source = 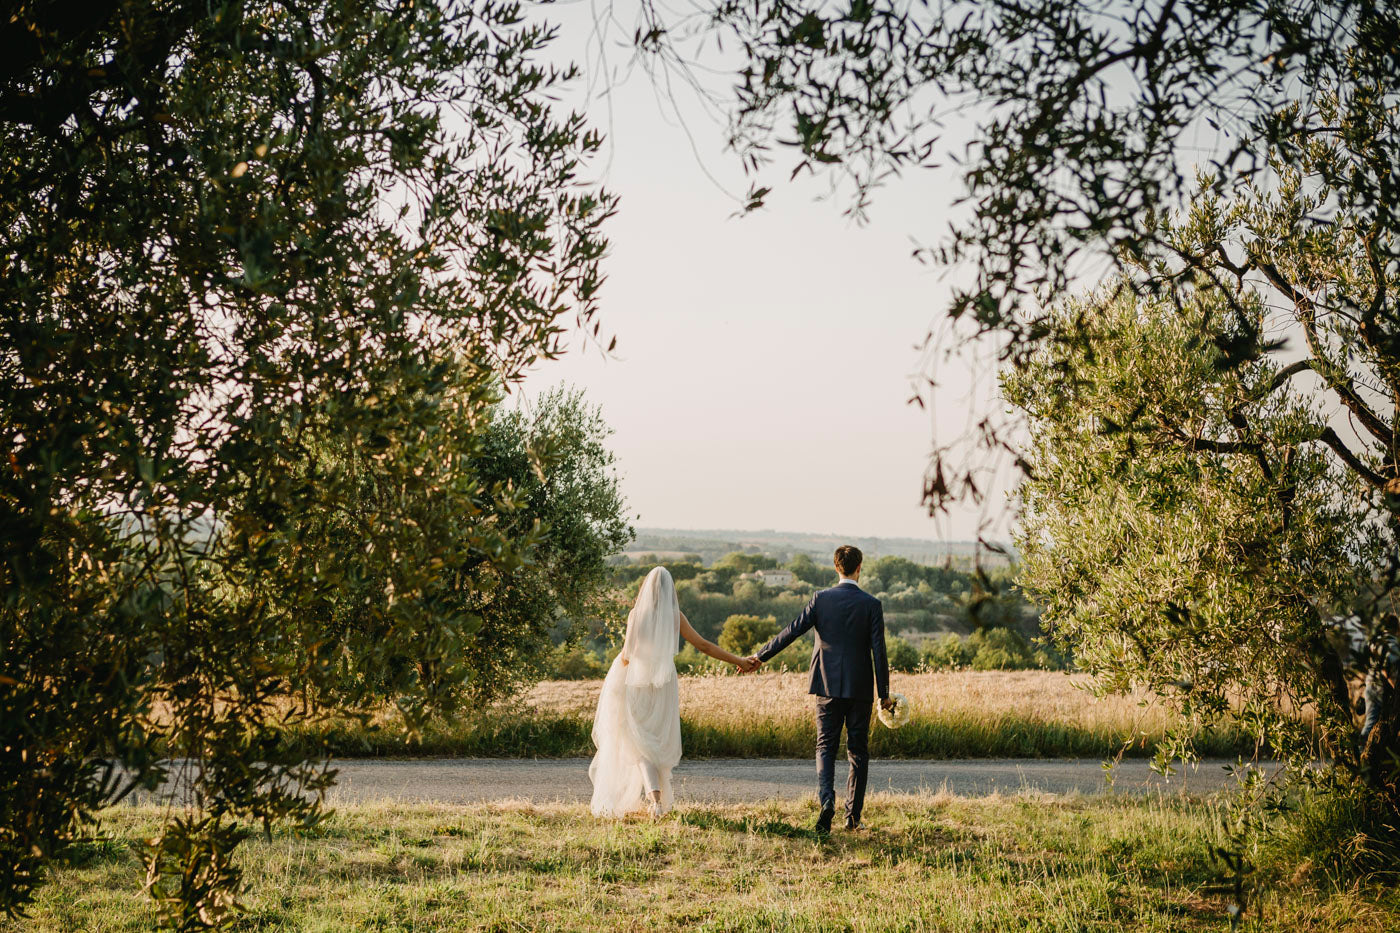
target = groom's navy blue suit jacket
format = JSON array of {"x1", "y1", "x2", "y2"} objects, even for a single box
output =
[{"x1": 756, "y1": 581, "x2": 890, "y2": 701}]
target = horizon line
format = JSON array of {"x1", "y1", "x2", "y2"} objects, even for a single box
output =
[{"x1": 630, "y1": 525, "x2": 1013, "y2": 549}]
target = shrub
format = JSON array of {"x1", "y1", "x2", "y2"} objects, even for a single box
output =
[
  {"x1": 1261, "y1": 781, "x2": 1400, "y2": 886},
  {"x1": 886, "y1": 609, "x2": 937, "y2": 631},
  {"x1": 675, "y1": 644, "x2": 725, "y2": 675},
  {"x1": 1032, "y1": 643, "x2": 1074, "y2": 672},
  {"x1": 886, "y1": 636, "x2": 921, "y2": 673},
  {"x1": 718, "y1": 615, "x2": 780, "y2": 656},
  {"x1": 922, "y1": 633, "x2": 970, "y2": 671},
  {"x1": 548, "y1": 645, "x2": 608, "y2": 680},
  {"x1": 966, "y1": 628, "x2": 1036, "y2": 671}
]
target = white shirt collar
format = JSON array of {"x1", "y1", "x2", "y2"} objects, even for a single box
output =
[{"x1": 837, "y1": 576, "x2": 860, "y2": 588}]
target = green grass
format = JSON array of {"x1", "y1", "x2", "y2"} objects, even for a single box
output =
[{"x1": 11, "y1": 795, "x2": 1395, "y2": 931}]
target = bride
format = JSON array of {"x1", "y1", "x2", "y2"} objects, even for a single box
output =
[{"x1": 589, "y1": 566, "x2": 757, "y2": 818}]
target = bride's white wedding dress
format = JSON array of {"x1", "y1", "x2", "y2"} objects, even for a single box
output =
[{"x1": 589, "y1": 566, "x2": 683, "y2": 817}]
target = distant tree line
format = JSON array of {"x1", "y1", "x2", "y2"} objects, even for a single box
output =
[
  {"x1": 549, "y1": 550, "x2": 1066, "y2": 678},
  {"x1": 621, "y1": 531, "x2": 1006, "y2": 570},
  {"x1": 614, "y1": 551, "x2": 1038, "y2": 639}
]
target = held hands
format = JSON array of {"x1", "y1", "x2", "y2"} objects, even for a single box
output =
[{"x1": 735, "y1": 655, "x2": 762, "y2": 674}]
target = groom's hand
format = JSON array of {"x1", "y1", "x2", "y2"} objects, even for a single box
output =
[
  {"x1": 880, "y1": 698, "x2": 896, "y2": 712},
  {"x1": 742, "y1": 655, "x2": 762, "y2": 673}
]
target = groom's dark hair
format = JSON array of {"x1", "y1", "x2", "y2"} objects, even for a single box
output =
[{"x1": 833, "y1": 546, "x2": 863, "y2": 576}]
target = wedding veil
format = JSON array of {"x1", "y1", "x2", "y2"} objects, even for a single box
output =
[
  {"x1": 622, "y1": 566, "x2": 681, "y2": 686},
  {"x1": 589, "y1": 565, "x2": 683, "y2": 816}
]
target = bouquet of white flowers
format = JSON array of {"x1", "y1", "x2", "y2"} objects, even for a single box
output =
[{"x1": 877, "y1": 692, "x2": 912, "y2": 728}]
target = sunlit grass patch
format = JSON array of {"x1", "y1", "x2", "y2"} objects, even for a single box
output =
[{"x1": 9, "y1": 793, "x2": 1395, "y2": 931}]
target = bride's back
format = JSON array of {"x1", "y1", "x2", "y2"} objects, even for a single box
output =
[{"x1": 623, "y1": 567, "x2": 680, "y2": 686}]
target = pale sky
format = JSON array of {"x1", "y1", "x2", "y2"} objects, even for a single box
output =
[{"x1": 517, "y1": 3, "x2": 1011, "y2": 542}]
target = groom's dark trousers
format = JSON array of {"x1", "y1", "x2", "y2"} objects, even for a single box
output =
[
  {"x1": 755, "y1": 581, "x2": 889, "y2": 826},
  {"x1": 815, "y1": 696, "x2": 872, "y2": 824}
]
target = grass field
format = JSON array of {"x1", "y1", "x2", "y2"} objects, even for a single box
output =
[
  {"x1": 304, "y1": 671, "x2": 1257, "y2": 760},
  {"x1": 13, "y1": 794, "x2": 1394, "y2": 932}
]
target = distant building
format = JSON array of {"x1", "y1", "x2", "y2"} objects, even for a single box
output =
[{"x1": 743, "y1": 569, "x2": 795, "y2": 588}]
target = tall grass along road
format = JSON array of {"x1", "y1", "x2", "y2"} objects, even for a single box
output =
[{"x1": 299, "y1": 671, "x2": 1257, "y2": 760}]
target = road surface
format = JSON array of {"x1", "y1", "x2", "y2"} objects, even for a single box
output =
[{"x1": 130, "y1": 758, "x2": 1268, "y2": 806}]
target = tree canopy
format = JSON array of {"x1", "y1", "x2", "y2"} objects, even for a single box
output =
[
  {"x1": 1009, "y1": 172, "x2": 1400, "y2": 795},
  {"x1": 460, "y1": 387, "x2": 634, "y2": 698},
  {"x1": 1009, "y1": 279, "x2": 1375, "y2": 769},
  {"x1": 1, "y1": 0, "x2": 613, "y2": 925},
  {"x1": 718, "y1": 613, "x2": 780, "y2": 655}
]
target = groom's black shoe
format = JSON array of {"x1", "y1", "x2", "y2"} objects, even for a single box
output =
[
  {"x1": 844, "y1": 818, "x2": 861, "y2": 832},
  {"x1": 814, "y1": 806, "x2": 835, "y2": 836}
]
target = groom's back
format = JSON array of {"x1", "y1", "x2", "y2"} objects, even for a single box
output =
[
  {"x1": 755, "y1": 580, "x2": 890, "y2": 700},
  {"x1": 806, "y1": 585, "x2": 885, "y2": 700}
]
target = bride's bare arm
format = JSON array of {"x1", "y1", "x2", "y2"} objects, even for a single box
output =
[{"x1": 680, "y1": 611, "x2": 757, "y2": 672}]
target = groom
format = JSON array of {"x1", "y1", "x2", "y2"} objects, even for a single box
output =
[{"x1": 747, "y1": 545, "x2": 892, "y2": 835}]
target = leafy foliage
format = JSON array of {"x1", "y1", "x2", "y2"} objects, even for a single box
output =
[
  {"x1": 451, "y1": 388, "x2": 633, "y2": 699},
  {"x1": 916, "y1": 629, "x2": 1065, "y2": 672},
  {"x1": 591, "y1": 553, "x2": 1056, "y2": 677},
  {"x1": 548, "y1": 643, "x2": 612, "y2": 680},
  {"x1": 784, "y1": 552, "x2": 833, "y2": 586},
  {"x1": 307, "y1": 386, "x2": 632, "y2": 706},
  {"x1": 1007, "y1": 250, "x2": 1394, "y2": 785},
  {"x1": 1003, "y1": 104, "x2": 1400, "y2": 802},
  {"x1": 717, "y1": 614, "x2": 780, "y2": 656},
  {"x1": 606, "y1": 550, "x2": 1039, "y2": 644},
  {"x1": 885, "y1": 636, "x2": 920, "y2": 673},
  {"x1": 0, "y1": 0, "x2": 613, "y2": 925},
  {"x1": 712, "y1": 551, "x2": 779, "y2": 574}
]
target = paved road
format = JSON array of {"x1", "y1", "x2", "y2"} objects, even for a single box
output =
[{"x1": 284, "y1": 757, "x2": 1260, "y2": 805}]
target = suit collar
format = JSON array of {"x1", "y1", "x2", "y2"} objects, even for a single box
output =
[{"x1": 837, "y1": 578, "x2": 860, "y2": 588}]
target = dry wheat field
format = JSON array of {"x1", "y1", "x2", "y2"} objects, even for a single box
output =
[
  {"x1": 305, "y1": 671, "x2": 1254, "y2": 760},
  {"x1": 526, "y1": 670, "x2": 1171, "y2": 727}
]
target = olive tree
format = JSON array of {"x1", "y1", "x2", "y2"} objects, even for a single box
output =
[
  {"x1": 0, "y1": 0, "x2": 612, "y2": 925},
  {"x1": 1007, "y1": 158, "x2": 1400, "y2": 802},
  {"x1": 448, "y1": 386, "x2": 634, "y2": 699},
  {"x1": 291, "y1": 384, "x2": 633, "y2": 712}
]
